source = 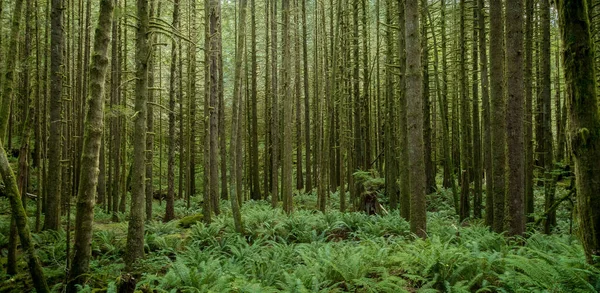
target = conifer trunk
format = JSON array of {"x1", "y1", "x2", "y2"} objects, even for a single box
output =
[
  {"x1": 489, "y1": 0, "x2": 506, "y2": 233},
  {"x1": 125, "y1": 0, "x2": 149, "y2": 268},
  {"x1": 67, "y1": 0, "x2": 114, "y2": 289},
  {"x1": 505, "y1": 0, "x2": 525, "y2": 236},
  {"x1": 557, "y1": 0, "x2": 600, "y2": 266},
  {"x1": 405, "y1": 0, "x2": 426, "y2": 238}
]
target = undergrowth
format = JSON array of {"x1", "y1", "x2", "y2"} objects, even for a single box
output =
[{"x1": 0, "y1": 183, "x2": 598, "y2": 292}]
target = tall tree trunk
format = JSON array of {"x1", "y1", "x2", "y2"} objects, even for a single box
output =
[
  {"x1": 524, "y1": 0, "x2": 535, "y2": 223},
  {"x1": 472, "y1": 0, "x2": 482, "y2": 219},
  {"x1": 489, "y1": 0, "x2": 506, "y2": 233},
  {"x1": 478, "y1": 0, "x2": 492, "y2": 225},
  {"x1": 270, "y1": 0, "x2": 279, "y2": 208},
  {"x1": 302, "y1": 0, "x2": 312, "y2": 192},
  {"x1": 505, "y1": 0, "x2": 525, "y2": 237},
  {"x1": 405, "y1": 0, "x2": 426, "y2": 238},
  {"x1": 282, "y1": 0, "x2": 293, "y2": 214},
  {"x1": 385, "y1": 0, "x2": 398, "y2": 210},
  {"x1": 125, "y1": 0, "x2": 149, "y2": 268},
  {"x1": 165, "y1": 0, "x2": 179, "y2": 222},
  {"x1": 459, "y1": 0, "x2": 471, "y2": 221},
  {"x1": 294, "y1": 0, "x2": 303, "y2": 191},
  {"x1": 249, "y1": 0, "x2": 261, "y2": 200},
  {"x1": 145, "y1": 0, "x2": 159, "y2": 220},
  {"x1": 43, "y1": 0, "x2": 63, "y2": 231},
  {"x1": 207, "y1": 0, "x2": 222, "y2": 221},
  {"x1": 230, "y1": 0, "x2": 246, "y2": 232},
  {"x1": 441, "y1": 0, "x2": 452, "y2": 189},
  {"x1": 187, "y1": 0, "x2": 197, "y2": 207},
  {"x1": 264, "y1": 0, "x2": 271, "y2": 200},
  {"x1": 555, "y1": 34, "x2": 565, "y2": 162},
  {"x1": 421, "y1": 0, "x2": 435, "y2": 195},
  {"x1": 540, "y1": 0, "x2": 556, "y2": 234},
  {"x1": 110, "y1": 5, "x2": 121, "y2": 218},
  {"x1": 216, "y1": 31, "x2": 224, "y2": 212},
  {"x1": 67, "y1": 0, "x2": 114, "y2": 289},
  {"x1": 398, "y1": 0, "x2": 410, "y2": 220},
  {"x1": 557, "y1": 0, "x2": 600, "y2": 266},
  {"x1": 361, "y1": 0, "x2": 372, "y2": 170}
]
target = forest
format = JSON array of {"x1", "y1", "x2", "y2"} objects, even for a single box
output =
[{"x1": 0, "y1": 0, "x2": 600, "y2": 291}]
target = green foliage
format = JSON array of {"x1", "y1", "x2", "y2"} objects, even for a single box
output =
[{"x1": 0, "y1": 185, "x2": 597, "y2": 292}]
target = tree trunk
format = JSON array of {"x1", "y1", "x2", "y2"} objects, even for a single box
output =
[
  {"x1": 249, "y1": 0, "x2": 261, "y2": 200},
  {"x1": 397, "y1": 0, "x2": 410, "y2": 220},
  {"x1": 282, "y1": 0, "x2": 293, "y2": 214},
  {"x1": 230, "y1": 0, "x2": 247, "y2": 232},
  {"x1": 489, "y1": 0, "x2": 506, "y2": 233},
  {"x1": 505, "y1": 0, "x2": 525, "y2": 237},
  {"x1": 67, "y1": 0, "x2": 114, "y2": 289},
  {"x1": 385, "y1": 0, "x2": 398, "y2": 210},
  {"x1": 165, "y1": 0, "x2": 179, "y2": 222},
  {"x1": 187, "y1": 0, "x2": 197, "y2": 208},
  {"x1": 479, "y1": 0, "x2": 493, "y2": 225},
  {"x1": 44, "y1": 0, "x2": 63, "y2": 231},
  {"x1": 125, "y1": 0, "x2": 149, "y2": 269},
  {"x1": 405, "y1": 0, "x2": 426, "y2": 238},
  {"x1": 472, "y1": 0, "x2": 482, "y2": 219},
  {"x1": 540, "y1": 0, "x2": 556, "y2": 234},
  {"x1": 294, "y1": 0, "x2": 303, "y2": 191},
  {"x1": 302, "y1": 0, "x2": 312, "y2": 193},
  {"x1": 459, "y1": 0, "x2": 471, "y2": 222},
  {"x1": 421, "y1": 0, "x2": 435, "y2": 195},
  {"x1": 557, "y1": 0, "x2": 600, "y2": 266},
  {"x1": 524, "y1": 0, "x2": 534, "y2": 223},
  {"x1": 207, "y1": 0, "x2": 222, "y2": 221},
  {"x1": 270, "y1": 0, "x2": 279, "y2": 208}
]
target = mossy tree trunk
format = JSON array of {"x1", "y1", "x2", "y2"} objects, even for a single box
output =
[
  {"x1": 165, "y1": 0, "x2": 179, "y2": 223},
  {"x1": 44, "y1": 0, "x2": 63, "y2": 231},
  {"x1": 125, "y1": 0, "x2": 149, "y2": 269},
  {"x1": 67, "y1": 0, "x2": 114, "y2": 290},
  {"x1": 557, "y1": 0, "x2": 600, "y2": 266}
]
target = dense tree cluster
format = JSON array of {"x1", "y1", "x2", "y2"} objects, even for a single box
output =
[{"x1": 0, "y1": 0, "x2": 599, "y2": 289}]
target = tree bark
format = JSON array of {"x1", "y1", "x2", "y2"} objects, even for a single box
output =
[
  {"x1": 249, "y1": 0, "x2": 261, "y2": 200},
  {"x1": 44, "y1": 0, "x2": 63, "y2": 231},
  {"x1": 459, "y1": 0, "x2": 471, "y2": 222},
  {"x1": 125, "y1": 0, "x2": 149, "y2": 269},
  {"x1": 557, "y1": 0, "x2": 600, "y2": 266},
  {"x1": 505, "y1": 0, "x2": 525, "y2": 237},
  {"x1": 302, "y1": 0, "x2": 312, "y2": 193},
  {"x1": 397, "y1": 0, "x2": 410, "y2": 220},
  {"x1": 230, "y1": 0, "x2": 247, "y2": 232},
  {"x1": 472, "y1": 0, "x2": 482, "y2": 219},
  {"x1": 270, "y1": 0, "x2": 279, "y2": 208},
  {"x1": 282, "y1": 0, "x2": 293, "y2": 214},
  {"x1": 540, "y1": 0, "x2": 556, "y2": 234},
  {"x1": 405, "y1": 0, "x2": 426, "y2": 238},
  {"x1": 524, "y1": 0, "x2": 535, "y2": 223},
  {"x1": 67, "y1": 0, "x2": 114, "y2": 289},
  {"x1": 165, "y1": 0, "x2": 180, "y2": 222},
  {"x1": 489, "y1": 0, "x2": 506, "y2": 233}
]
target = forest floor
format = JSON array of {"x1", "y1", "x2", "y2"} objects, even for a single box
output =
[{"x1": 1, "y1": 179, "x2": 599, "y2": 292}]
